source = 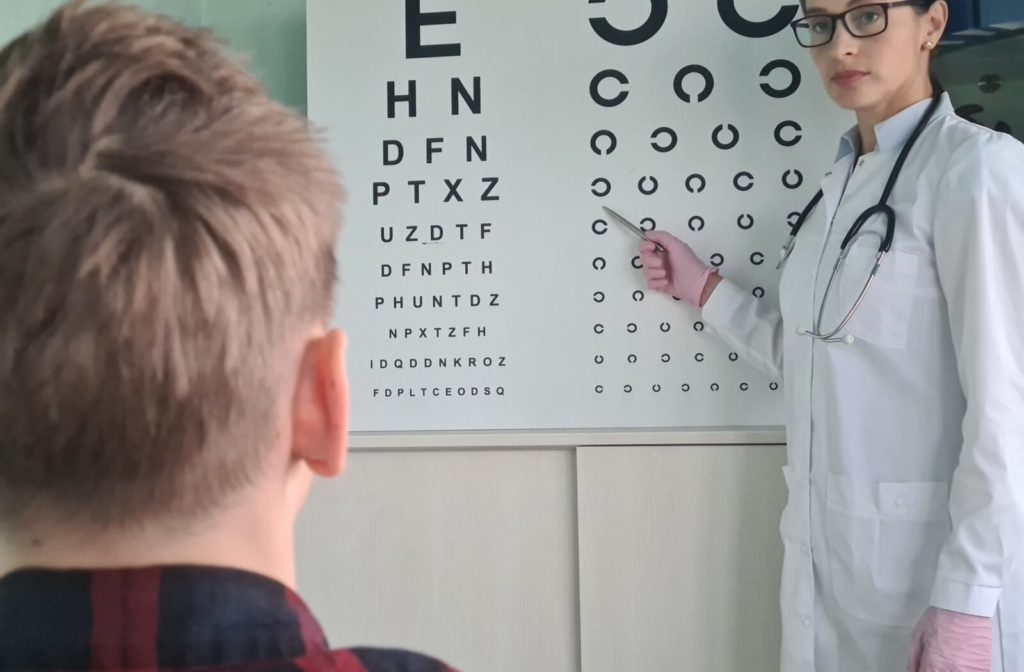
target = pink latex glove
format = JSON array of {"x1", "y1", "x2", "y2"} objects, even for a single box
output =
[
  {"x1": 907, "y1": 607, "x2": 992, "y2": 672},
  {"x1": 638, "y1": 230, "x2": 717, "y2": 308}
]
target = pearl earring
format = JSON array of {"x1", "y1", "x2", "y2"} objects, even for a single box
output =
[{"x1": 924, "y1": 40, "x2": 935, "y2": 50}]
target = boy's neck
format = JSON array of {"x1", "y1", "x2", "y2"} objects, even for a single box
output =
[{"x1": 0, "y1": 496, "x2": 298, "y2": 589}]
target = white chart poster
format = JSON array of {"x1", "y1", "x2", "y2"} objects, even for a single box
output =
[{"x1": 308, "y1": 0, "x2": 851, "y2": 433}]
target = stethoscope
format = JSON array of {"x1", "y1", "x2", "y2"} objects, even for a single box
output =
[{"x1": 777, "y1": 86, "x2": 944, "y2": 344}]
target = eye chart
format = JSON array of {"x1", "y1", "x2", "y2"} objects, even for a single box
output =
[{"x1": 308, "y1": 0, "x2": 851, "y2": 433}]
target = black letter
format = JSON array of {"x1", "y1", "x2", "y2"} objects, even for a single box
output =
[
  {"x1": 427, "y1": 138, "x2": 444, "y2": 164},
  {"x1": 591, "y1": 130, "x2": 618, "y2": 155},
  {"x1": 589, "y1": 0, "x2": 668, "y2": 46},
  {"x1": 387, "y1": 80, "x2": 417, "y2": 118},
  {"x1": 760, "y1": 60, "x2": 802, "y2": 98},
  {"x1": 782, "y1": 169, "x2": 804, "y2": 190},
  {"x1": 775, "y1": 120, "x2": 803, "y2": 147},
  {"x1": 467, "y1": 136, "x2": 487, "y2": 162},
  {"x1": 674, "y1": 65, "x2": 714, "y2": 103},
  {"x1": 481, "y1": 177, "x2": 500, "y2": 201},
  {"x1": 591, "y1": 69, "x2": 629, "y2": 107},
  {"x1": 717, "y1": 0, "x2": 799, "y2": 38},
  {"x1": 638, "y1": 176, "x2": 659, "y2": 195},
  {"x1": 712, "y1": 123, "x2": 739, "y2": 150},
  {"x1": 651, "y1": 127, "x2": 677, "y2": 152},
  {"x1": 685, "y1": 174, "x2": 707, "y2": 194},
  {"x1": 384, "y1": 140, "x2": 404, "y2": 166},
  {"x1": 406, "y1": 0, "x2": 461, "y2": 59},
  {"x1": 733, "y1": 171, "x2": 754, "y2": 191},
  {"x1": 452, "y1": 77, "x2": 481, "y2": 114},
  {"x1": 444, "y1": 179, "x2": 464, "y2": 203},
  {"x1": 409, "y1": 180, "x2": 425, "y2": 203}
]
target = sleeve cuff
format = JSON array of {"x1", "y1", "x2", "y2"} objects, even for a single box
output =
[
  {"x1": 700, "y1": 277, "x2": 748, "y2": 327},
  {"x1": 930, "y1": 577, "x2": 1001, "y2": 617}
]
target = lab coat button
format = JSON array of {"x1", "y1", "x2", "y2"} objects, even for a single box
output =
[{"x1": 802, "y1": 618, "x2": 811, "y2": 628}]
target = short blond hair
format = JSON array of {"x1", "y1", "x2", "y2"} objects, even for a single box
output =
[{"x1": 0, "y1": 1, "x2": 343, "y2": 532}]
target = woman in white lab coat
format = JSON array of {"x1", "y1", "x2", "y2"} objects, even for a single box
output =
[{"x1": 639, "y1": 2, "x2": 1024, "y2": 671}]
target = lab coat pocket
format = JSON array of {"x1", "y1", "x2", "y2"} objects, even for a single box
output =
[
  {"x1": 825, "y1": 474, "x2": 951, "y2": 627},
  {"x1": 837, "y1": 245, "x2": 920, "y2": 349}
]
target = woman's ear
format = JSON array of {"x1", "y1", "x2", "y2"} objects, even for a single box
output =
[{"x1": 924, "y1": 1, "x2": 948, "y2": 47}]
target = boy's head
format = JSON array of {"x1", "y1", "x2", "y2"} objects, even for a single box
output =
[{"x1": 0, "y1": 1, "x2": 348, "y2": 545}]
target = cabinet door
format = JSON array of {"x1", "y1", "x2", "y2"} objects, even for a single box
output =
[
  {"x1": 577, "y1": 444, "x2": 787, "y2": 672},
  {"x1": 296, "y1": 448, "x2": 581, "y2": 672}
]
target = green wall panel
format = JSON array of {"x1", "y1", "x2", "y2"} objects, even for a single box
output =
[{"x1": 0, "y1": 0, "x2": 305, "y2": 112}]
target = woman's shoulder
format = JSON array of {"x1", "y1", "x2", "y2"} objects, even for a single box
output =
[{"x1": 935, "y1": 112, "x2": 1024, "y2": 171}]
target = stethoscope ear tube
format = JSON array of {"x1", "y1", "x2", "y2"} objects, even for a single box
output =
[
  {"x1": 778, "y1": 189, "x2": 824, "y2": 268},
  {"x1": 841, "y1": 203, "x2": 896, "y2": 254}
]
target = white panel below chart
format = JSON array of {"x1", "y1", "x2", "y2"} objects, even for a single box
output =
[
  {"x1": 308, "y1": 0, "x2": 852, "y2": 431},
  {"x1": 294, "y1": 449, "x2": 580, "y2": 672},
  {"x1": 577, "y1": 444, "x2": 787, "y2": 672}
]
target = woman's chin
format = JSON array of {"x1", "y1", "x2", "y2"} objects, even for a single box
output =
[{"x1": 827, "y1": 83, "x2": 877, "y2": 112}]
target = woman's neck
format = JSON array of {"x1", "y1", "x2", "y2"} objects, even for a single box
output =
[{"x1": 855, "y1": 74, "x2": 934, "y2": 154}]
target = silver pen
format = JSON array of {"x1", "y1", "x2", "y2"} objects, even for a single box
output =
[{"x1": 602, "y1": 206, "x2": 666, "y2": 253}]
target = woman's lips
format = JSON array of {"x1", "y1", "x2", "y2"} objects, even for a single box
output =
[{"x1": 832, "y1": 70, "x2": 868, "y2": 87}]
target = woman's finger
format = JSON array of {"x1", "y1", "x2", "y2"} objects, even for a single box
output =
[{"x1": 640, "y1": 254, "x2": 664, "y2": 270}]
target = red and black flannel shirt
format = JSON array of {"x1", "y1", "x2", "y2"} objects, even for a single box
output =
[{"x1": 0, "y1": 566, "x2": 460, "y2": 672}]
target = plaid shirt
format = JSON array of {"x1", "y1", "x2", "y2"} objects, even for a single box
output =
[{"x1": 0, "y1": 566, "x2": 460, "y2": 672}]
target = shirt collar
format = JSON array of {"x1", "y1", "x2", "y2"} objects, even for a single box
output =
[
  {"x1": 836, "y1": 91, "x2": 955, "y2": 161},
  {"x1": 0, "y1": 565, "x2": 329, "y2": 671}
]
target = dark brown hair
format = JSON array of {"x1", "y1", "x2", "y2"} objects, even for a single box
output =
[{"x1": 800, "y1": 0, "x2": 940, "y2": 10}]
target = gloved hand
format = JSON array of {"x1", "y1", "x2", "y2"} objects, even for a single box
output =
[
  {"x1": 638, "y1": 231, "x2": 717, "y2": 308},
  {"x1": 907, "y1": 607, "x2": 992, "y2": 672}
]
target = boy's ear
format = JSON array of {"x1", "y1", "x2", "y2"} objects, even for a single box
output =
[{"x1": 290, "y1": 330, "x2": 348, "y2": 477}]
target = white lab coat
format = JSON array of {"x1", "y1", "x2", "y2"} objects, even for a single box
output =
[{"x1": 701, "y1": 93, "x2": 1024, "y2": 672}]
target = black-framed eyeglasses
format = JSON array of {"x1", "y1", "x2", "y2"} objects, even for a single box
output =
[{"x1": 790, "y1": 1, "x2": 927, "y2": 48}]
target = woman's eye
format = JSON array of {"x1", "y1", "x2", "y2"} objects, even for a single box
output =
[
  {"x1": 808, "y1": 19, "x2": 831, "y2": 34},
  {"x1": 855, "y1": 9, "x2": 882, "y2": 25}
]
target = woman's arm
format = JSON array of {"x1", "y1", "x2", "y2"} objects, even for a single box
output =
[
  {"x1": 640, "y1": 233, "x2": 783, "y2": 381},
  {"x1": 929, "y1": 131, "x2": 1024, "y2": 618}
]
